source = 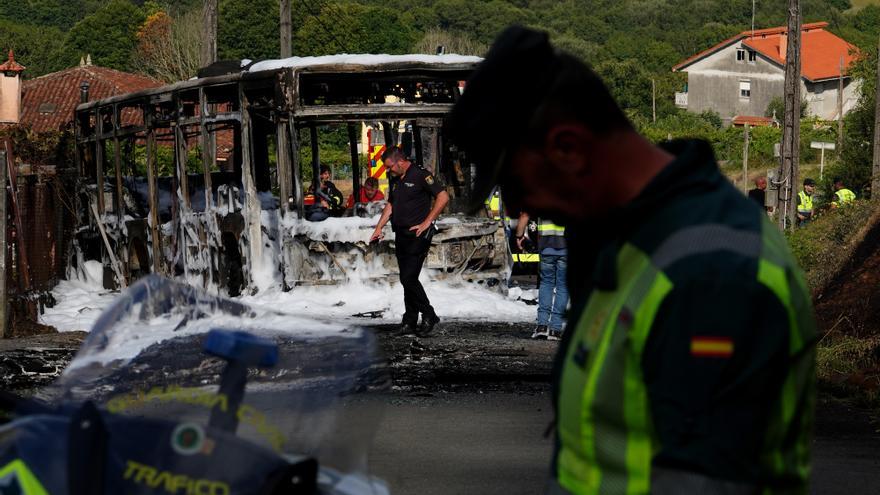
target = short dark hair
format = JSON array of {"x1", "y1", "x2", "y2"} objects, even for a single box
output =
[
  {"x1": 525, "y1": 52, "x2": 632, "y2": 141},
  {"x1": 833, "y1": 177, "x2": 843, "y2": 185},
  {"x1": 364, "y1": 177, "x2": 379, "y2": 188},
  {"x1": 451, "y1": 26, "x2": 631, "y2": 208},
  {"x1": 803, "y1": 178, "x2": 816, "y2": 186},
  {"x1": 381, "y1": 146, "x2": 407, "y2": 163},
  {"x1": 320, "y1": 165, "x2": 332, "y2": 175}
]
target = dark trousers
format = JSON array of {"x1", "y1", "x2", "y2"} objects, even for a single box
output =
[{"x1": 395, "y1": 232, "x2": 435, "y2": 323}]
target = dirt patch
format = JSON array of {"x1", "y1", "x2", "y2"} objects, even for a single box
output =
[
  {"x1": 813, "y1": 208, "x2": 880, "y2": 337},
  {"x1": 0, "y1": 322, "x2": 555, "y2": 395},
  {"x1": 376, "y1": 321, "x2": 554, "y2": 393},
  {"x1": 0, "y1": 331, "x2": 86, "y2": 393}
]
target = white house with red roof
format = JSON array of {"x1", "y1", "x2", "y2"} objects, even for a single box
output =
[{"x1": 672, "y1": 22, "x2": 859, "y2": 125}]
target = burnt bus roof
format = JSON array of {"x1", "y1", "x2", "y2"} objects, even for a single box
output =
[{"x1": 75, "y1": 54, "x2": 482, "y2": 113}]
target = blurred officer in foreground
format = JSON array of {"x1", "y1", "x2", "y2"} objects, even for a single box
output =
[{"x1": 451, "y1": 26, "x2": 817, "y2": 495}]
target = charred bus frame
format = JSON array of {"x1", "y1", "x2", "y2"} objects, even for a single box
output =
[{"x1": 73, "y1": 56, "x2": 510, "y2": 295}]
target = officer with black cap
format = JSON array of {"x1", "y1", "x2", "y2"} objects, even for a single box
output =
[
  {"x1": 797, "y1": 178, "x2": 816, "y2": 225},
  {"x1": 451, "y1": 26, "x2": 816, "y2": 494},
  {"x1": 370, "y1": 147, "x2": 448, "y2": 335}
]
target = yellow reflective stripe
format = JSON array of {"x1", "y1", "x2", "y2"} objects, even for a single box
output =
[
  {"x1": 512, "y1": 253, "x2": 540, "y2": 262},
  {"x1": 538, "y1": 224, "x2": 565, "y2": 232},
  {"x1": 0, "y1": 459, "x2": 48, "y2": 495},
  {"x1": 558, "y1": 292, "x2": 615, "y2": 492},
  {"x1": 757, "y1": 258, "x2": 804, "y2": 482},
  {"x1": 557, "y1": 447, "x2": 597, "y2": 493},
  {"x1": 760, "y1": 218, "x2": 815, "y2": 489},
  {"x1": 625, "y1": 272, "x2": 672, "y2": 495},
  {"x1": 558, "y1": 244, "x2": 649, "y2": 494},
  {"x1": 576, "y1": 308, "x2": 616, "y2": 493}
]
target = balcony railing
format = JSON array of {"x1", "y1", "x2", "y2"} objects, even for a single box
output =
[{"x1": 675, "y1": 92, "x2": 688, "y2": 108}]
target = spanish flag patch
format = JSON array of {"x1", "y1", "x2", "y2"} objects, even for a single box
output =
[{"x1": 690, "y1": 336, "x2": 734, "y2": 358}]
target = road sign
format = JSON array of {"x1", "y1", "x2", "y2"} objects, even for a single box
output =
[
  {"x1": 810, "y1": 141, "x2": 836, "y2": 150},
  {"x1": 810, "y1": 142, "x2": 836, "y2": 179}
]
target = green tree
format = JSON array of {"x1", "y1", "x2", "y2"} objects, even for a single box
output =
[
  {"x1": 66, "y1": 0, "x2": 146, "y2": 70},
  {"x1": 764, "y1": 96, "x2": 808, "y2": 120},
  {"x1": 594, "y1": 58, "x2": 654, "y2": 120},
  {"x1": 428, "y1": 0, "x2": 533, "y2": 44},
  {"x1": 0, "y1": 0, "x2": 105, "y2": 30},
  {"x1": 0, "y1": 20, "x2": 70, "y2": 77},
  {"x1": 551, "y1": 34, "x2": 602, "y2": 64},
  {"x1": 295, "y1": 3, "x2": 417, "y2": 56},
  {"x1": 218, "y1": 0, "x2": 278, "y2": 60}
]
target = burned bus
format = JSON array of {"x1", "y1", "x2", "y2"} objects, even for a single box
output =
[{"x1": 73, "y1": 55, "x2": 510, "y2": 295}]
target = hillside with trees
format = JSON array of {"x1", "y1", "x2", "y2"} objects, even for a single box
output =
[{"x1": 3, "y1": 0, "x2": 880, "y2": 194}]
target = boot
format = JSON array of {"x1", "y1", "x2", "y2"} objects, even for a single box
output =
[
  {"x1": 417, "y1": 313, "x2": 440, "y2": 336},
  {"x1": 531, "y1": 325, "x2": 550, "y2": 340},
  {"x1": 398, "y1": 314, "x2": 419, "y2": 336}
]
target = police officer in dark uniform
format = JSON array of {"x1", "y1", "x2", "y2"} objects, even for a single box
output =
[
  {"x1": 370, "y1": 147, "x2": 449, "y2": 335},
  {"x1": 451, "y1": 27, "x2": 816, "y2": 494}
]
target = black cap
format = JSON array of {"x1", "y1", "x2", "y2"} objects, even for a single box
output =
[
  {"x1": 450, "y1": 26, "x2": 558, "y2": 212},
  {"x1": 803, "y1": 178, "x2": 816, "y2": 186}
]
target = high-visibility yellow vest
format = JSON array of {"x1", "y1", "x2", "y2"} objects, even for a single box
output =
[
  {"x1": 368, "y1": 145, "x2": 389, "y2": 195},
  {"x1": 0, "y1": 459, "x2": 48, "y2": 494},
  {"x1": 833, "y1": 188, "x2": 855, "y2": 207},
  {"x1": 485, "y1": 193, "x2": 502, "y2": 220},
  {"x1": 537, "y1": 220, "x2": 565, "y2": 252},
  {"x1": 797, "y1": 191, "x2": 813, "y2": 214},
  {"x1": 554, "y1": 220, "x2": 814, "y2": 494}
]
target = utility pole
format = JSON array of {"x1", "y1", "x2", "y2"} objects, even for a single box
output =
[
  {"x1": 743, "y1": 124, "x2": 750, "y2": 193},
  {"x1": 838, "y1": 56, "x2": 845, "y2": 154},
  {"x1": 652, "y1": 78, "x2": 657, "y2": 123},
  {"x1": 778, "y1": 0, "x2": 801, "y2": 230},
  {"x1": 872, "y1": 34, "x2": 880, "y2": 199},
  {"x1": 280, "y1": 0, "x2": 291, "y2": 58},
  {"x1": 0, "y1": 149, "x2": 6, "y2": 338},
  {"x1": 201, "y1": 0, "x2": 218, "y2": 68}
]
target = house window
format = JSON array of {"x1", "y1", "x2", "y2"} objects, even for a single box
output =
[
  {"x1": 740, "y1": 81, "x2": 751, "y2": 99},
  {"x1": 736, "y1": 49, "x2": 746, "y2": 62},
  {"x1": 748, "y1": 50, "x2": 757, "y2": 62}
]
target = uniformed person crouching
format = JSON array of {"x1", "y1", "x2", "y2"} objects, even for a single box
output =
[{"x1": 370, "y1": 147, "x2": 449, "y2": 335}]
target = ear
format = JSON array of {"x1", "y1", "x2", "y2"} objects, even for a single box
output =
[{"x1": 544, "y1": 123, "x2": 593, "y2": 172}]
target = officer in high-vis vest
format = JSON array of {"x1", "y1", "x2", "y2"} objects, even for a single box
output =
[
  {"x1": 797, "y1": 178, "x2": 815, "y2": 226},
  {"x1": 831, "y1": 178, "x2": 856, "y2": 208},
  {"x1": 452, "y1": 26, "x2": 816, "y2": 495},
  {"x1": 486, "y1": 189, "x2": 503, "y2": 220},
  {"x1": 516, "y1": 212, "x2": 569, "y2": 340}
]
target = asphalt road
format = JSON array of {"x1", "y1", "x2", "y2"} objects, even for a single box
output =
[
  {"x1": 1, "y1": 324, "x2": 878, "y2": 494},
  {"x1": 371, "y1": 390, "x2": 553, "y2": 495},
  {"x1": 810, "y1": 398, "x2": 880, "y2": 494},
  {"x1": 369, "y1": 389, "x2": 880, "y2": 495}
]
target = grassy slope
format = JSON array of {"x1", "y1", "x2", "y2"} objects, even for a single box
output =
[
  {"x1": 787, "y1": 201, "x2": 880, "y2": 408},
  {"x1": 850, "y1": 0, "x2": 880, "y2": 9}
]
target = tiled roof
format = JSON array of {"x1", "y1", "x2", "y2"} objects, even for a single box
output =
[
  {"x1": 21, "y1": 65, "x2": 162, "y2": 133},
  {"x1": 732, "y1": 115, "x2": 776, "y2": 127},
  {"x1": 673, "y1": 22, "x2": 859, "y2": 82}
]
